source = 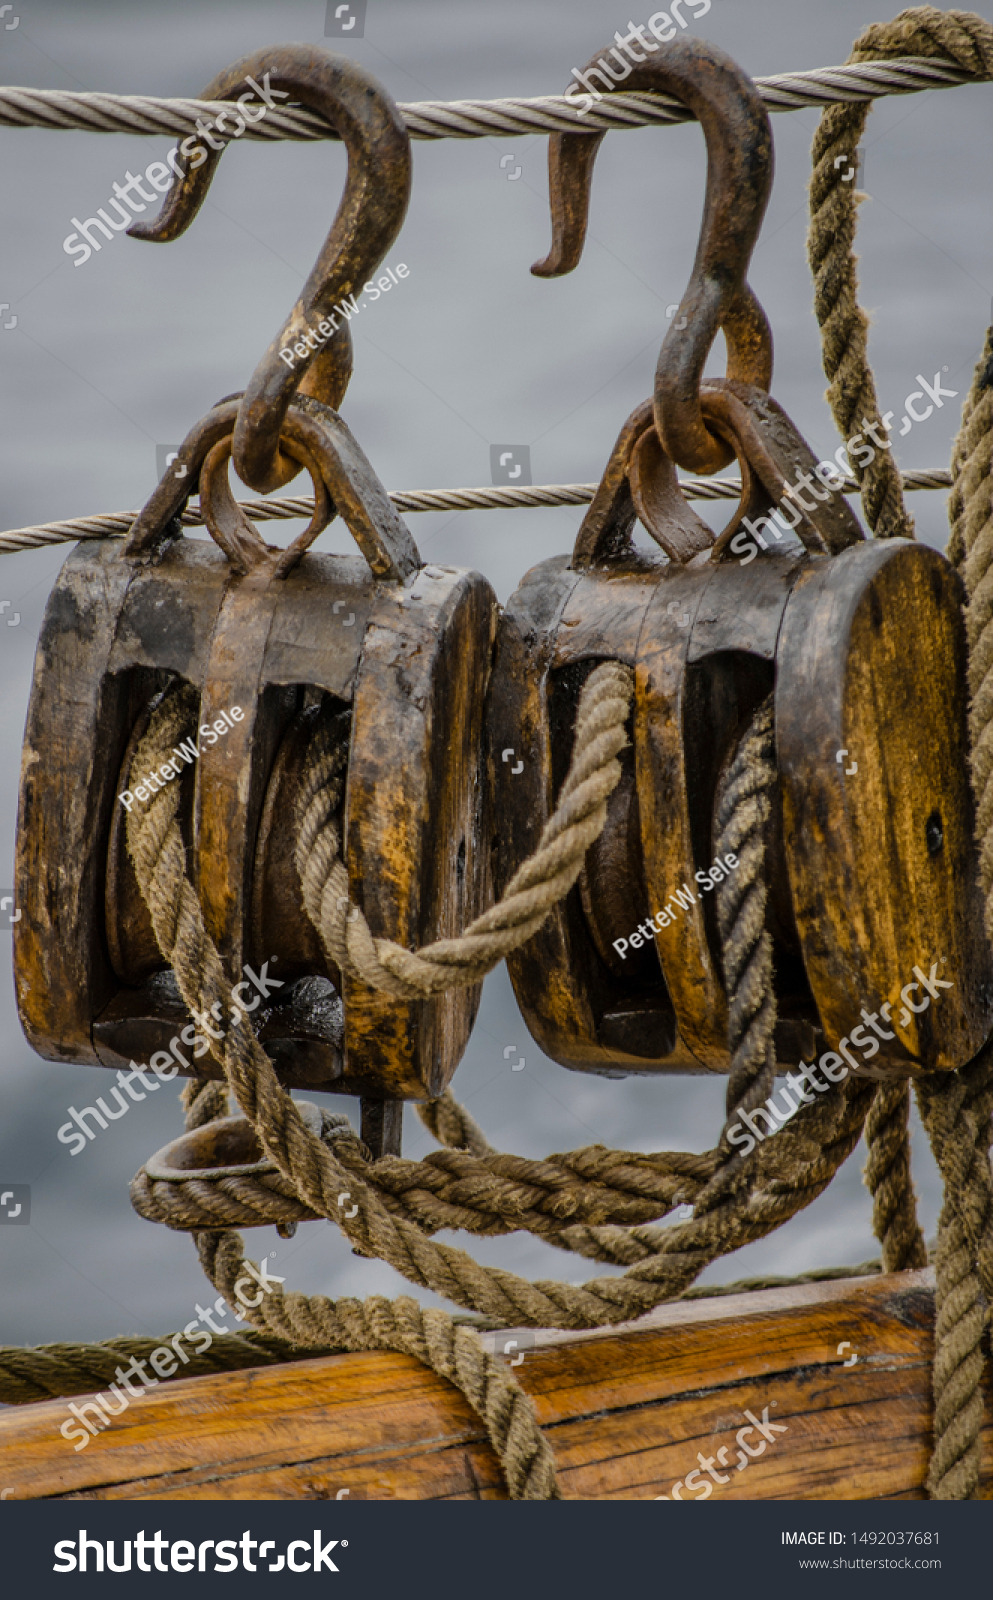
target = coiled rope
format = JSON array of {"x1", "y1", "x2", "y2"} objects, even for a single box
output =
[{"x1": 111, "y1": 666, "x2": 891, "y2": 1501}]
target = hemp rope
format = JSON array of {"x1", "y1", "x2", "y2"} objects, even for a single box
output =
[
  {"x1": 914, "y1": 1048, "x2": 993, "y2": 1498},
  {"x1": 714, "y1": 698, "x2": 778, "y2": 1147},
  {"x1": 924, "y1": 1203, "x2": 985, "y2": 1498},
  {"x1": 0, "y1": 59, "x2": 978, "y2": 144},
  {"x1": 122, "y1": 666, "x2": 640, "y2": 1497},
  {"x1": 949, "y1": 327, "x2": 993, "y2": 946},
  {"x1": 294, "y1": 662, "x2": 633, "y2": 999},
  {"x1": 864, "y1": 1080, "x2": 928, "y2": 1274},
  {"x1": 0, "y1": 469, "x2": 954, "y2": 559},
  {"x1": 710, "y1": 696, "x2": 925, "y2": 1282},
  {"x1": 131, "y1": 683, "x2": 873, "y2": 1260},
  {"x1": 116, "y1": 669, "x2": 884, "y2": 1502},
  {"x1": 808, "y1": 8, "x2": 993, "y2": 540},
  {"x1": 806, "y1": 8, "x2": 993, "y2": 1496}
]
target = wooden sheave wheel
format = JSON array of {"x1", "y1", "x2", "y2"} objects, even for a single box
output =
[
  {"x1": 488, "y1": 388, "x2": 993, "y2": 1080},
  {"x1": 15, "y1": 397, "x2": 497, "y2": 1113}
]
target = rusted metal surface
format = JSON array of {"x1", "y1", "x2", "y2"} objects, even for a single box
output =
[
  {"x1": 127, "y1": 45, "x2": 411, "y2": 494},
  {"x1": 533, "y1": 36, "x2": 774, "y2": 475},
  {"x1": 702, "y1": 380, "x2": 864, "y2": 560}
]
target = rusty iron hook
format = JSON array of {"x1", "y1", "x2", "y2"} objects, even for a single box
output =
[
  {"x1": 128, "y1": 44, "x2": 411, "y2": 495},
  {"x1": 533, "y1": 36, "x2": 773, "y2": 476}
]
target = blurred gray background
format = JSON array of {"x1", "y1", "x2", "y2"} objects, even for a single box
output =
[{"x1": 1, "y1": 0, "x2": 991, "y2": 1348}]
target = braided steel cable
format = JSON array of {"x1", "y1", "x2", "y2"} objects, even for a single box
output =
[
  {"x1": 0, "y1": 469, "x2": 954, "y2": 557},
  {"x1": 0, "y1": 57, "x2": 978, "y2": 142}
]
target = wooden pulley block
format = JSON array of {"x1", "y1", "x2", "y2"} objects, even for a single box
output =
[
  {"x1": 489, "y1": 383, "x2": 993, "y2": 1081},
  {"x1": 15, "y1": 396, "x2": 498, "y2": 1117}
]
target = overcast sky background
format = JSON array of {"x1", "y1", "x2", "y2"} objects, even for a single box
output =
[{"x1": 1, "y1": 0, "x2": 991, "y2": 1351}]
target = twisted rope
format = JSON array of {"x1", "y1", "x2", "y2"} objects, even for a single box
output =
[
  {"x1": 121, "y1": 672, "x2": 640, "y2": 1498},
  {"x1": 4, "y1": 20, "x2": 986, "y2": 1501},
  {"x1": 714, "y1": 698, "x2": 778, "y2": 1145},
  {"x1": 124, "y1": 680, "x2": 876, "y2": 1320},
  {"x1": 806, "y1": 11, "x2": 993, "y2": 1498},
  {"x1": 0, "y1": 59, "x2": 979, "y2": 143},
  {"x1": 948, "y1": 329, "x2": 993, "y2": 946},
  {"x1": 936, "y1": 57, "x2": 993, "y2": 1493},
  {"x1": 864, "y1": 1081, "x2": 928, "y2": 1273},
  {"x1": 0, "y1": 470, "x2": 954, "y2": 559},
  {"x1": 0, "y1": 660, "x2": 880, "y2": 1495},
  {"x1": 0, "y1": 1329, "x2": 346, "y2": 1407},
  {"x1": 296, "y1": 661, "x2": 631, "y2": 1000},
  {"x1": 0, "y1": 1256, "x2": 894, "y2": 1407},
  {"x1": 912, "y1": 1047, "x2": 993, "y2": 1498},
  {"x1": 416, "y1": 1089, "x2": 494, "y2": 1157},
  {"x1": 807, "y1": 9, "x2": 993, "y2": 538},
  {"x1": 134, "y1": 1114, "x2": 722, "y2": 1242},
  {"x1": 924, "y1": 1202, "x2": 986, "y2": 1498}
]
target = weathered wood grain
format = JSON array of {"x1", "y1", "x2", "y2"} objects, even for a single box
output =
[
  {"x1": 3, "y1": 1271, "x2": 989, "y2": 1501},
  {"x1": 16, "y1": 518, "x2": 498, "y2": 1107},
  {"x1": 635, "y1": 559, "x2": 730, "y2": 1070},
  {"x1": 494, "y1": 549, "x2": 706, "y2": 1074},
  {"x1": 777, "y1": 539, "x2": 993, "y2": 1074},
  {"x1": 344, "y1": 562, "x2": 497, "y2": 1100}
]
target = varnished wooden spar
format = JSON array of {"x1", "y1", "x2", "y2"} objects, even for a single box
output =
[{"x1": 3, "y1": 1271, "x2": 991, "y2": 1500}]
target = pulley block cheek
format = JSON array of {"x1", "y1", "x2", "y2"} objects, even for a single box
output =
[
  {"x1": 490, "y1": 386, "x2": 993, "y2": 1081},
  {"x1": 15, "y1": 397, "x2": 498, "y2": 1105},
  {"x1": 776, "y1": 539, "x2": 991, "y2": 1073}
]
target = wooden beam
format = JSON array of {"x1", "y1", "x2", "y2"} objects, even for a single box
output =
[{"x1": 1, "y1": 1270, "x2": 990, "y2": 1500}]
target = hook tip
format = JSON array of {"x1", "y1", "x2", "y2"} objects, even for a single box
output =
[{"x1": 530, "y1": 243, "x2": 579, "y2": 279}]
